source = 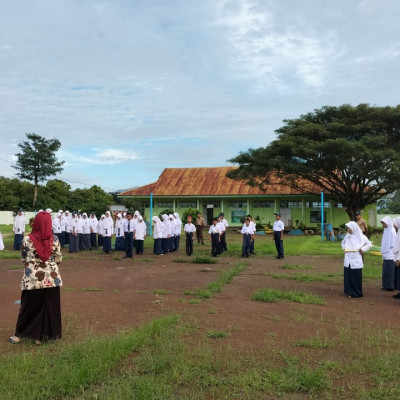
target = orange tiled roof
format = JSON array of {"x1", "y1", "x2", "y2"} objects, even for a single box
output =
[{"x1": 119, "y1": 167, "x2": 320, "y2": 197}]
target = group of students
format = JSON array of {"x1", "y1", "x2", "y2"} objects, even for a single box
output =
[{"x1": 341, "y1": 214, "x2": 400, "y2": 299}]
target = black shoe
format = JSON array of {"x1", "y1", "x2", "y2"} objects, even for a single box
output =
[
  {"x1": 393, "y1": 293, "x2": 400, "y2": 299},
  {"x1": 382, "y1": 288, "x2": 395, "y2": 291}
]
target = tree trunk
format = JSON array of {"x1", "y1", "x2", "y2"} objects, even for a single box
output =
[
  {"x1": 345, "y1": 206, "x2": 358, "y2": 222},
  {"x1": 33, "y1": 177, "x2": 38, "y2": 208}
]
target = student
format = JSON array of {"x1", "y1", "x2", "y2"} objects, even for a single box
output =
[
  {"x1": 162, "y1": 214, "x2": 171, "y2": 253},
  {"x1": 247, "y1": 214, "x2": 256, "y2": 255},
  {"x1": 89, "y1": 212, "x2": 98, "y2": 249},
  {"x1": 169, "y1": 214, "x2": 176, "y2": 252},
  {"x1": 102, "y1": 211, "x2": 113, "y2": 254},
  {"x1": 273, "y1": 212, "x2": 284, "y2": 259},
  {"x1": 184, "y1": 215, "x2": 196, "y2": 256},
  {"x1": 219, "y1": 212, "x2": 229, "y2": 251},
  {"x1": 341, "y1": 221, "x2": 371, "y2": 298},
  {"x1": 13, "y1": 209, "x2": 26, "y2": 250},
  {"x1": 241, "y1": 218, "x2": 254, "y2": 258},
  {"x1": 69, "y1": 212, "x2": 80, "y2": 253},
  {"x1": 114, "y1": 213, "x2": 126, "y2": 251},
  {"x1": 381, "y1": 216, "x2": 396, "y2": 291},
  {"x1": 173, "y1": 213, "x2": 182, "y2": 251},
  {"x1": 393, "y1": 217, "x2": 400, "y2": 299},
  {"x1": 0, "y1": 229, "x2": 4, "y2": 250},
  {"x1": 152, "y1": 216, "x2": 165, "y2": 255},
  {"x1": 57, "y1": 210, "x2": 66, "y2": 248},
  {"x1": 80, "y1": 213, "x2": 91, "y2": 250},
  {"x1": 208, "y1": 217, "x2": 220, "y2": 257},
  {"x1": 124, "y1": 213, "x2": 135, "y2": 258},
  {"x1": 97, "y1": 215, "x2": 105, "y2": 247},
  {"x1": 64, "y1": 211, "x2": 71, "y2": 245},
  {"x1": 134, "y1": 216, "x2": 146, "y2": 255},
  {"x1": 52, "y1": 212, "x2": 62, "y2": 245}
]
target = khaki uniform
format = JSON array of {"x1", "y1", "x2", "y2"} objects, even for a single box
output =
[{"x1": 195, "y1": 215, "x2": 205, "y2": 244}]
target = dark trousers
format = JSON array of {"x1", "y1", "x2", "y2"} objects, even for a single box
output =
[
  {"x1": 69, "y1": 234, "x2": 79, "y2": 253},
  {"x1": 125, "y1": 232, "x2": 134, "y2": 257},
  {"x1": 382, "y1": 259, "x2": 395, "y2": 290},
  {"x1": 196, "y1": 226, "x2": 204, "y2": 244},
  {"x1": 65, "y1": 231, "x2": 70, "y2": 245},
  {"x1": 14, "y1": 233, "x2": 23, "y2": 250},
  {"x1": 98, "y1": 235, "x2": 103, "y2": 247},
  {"x1": 274, "y1": 231, "x2": 284, "y2": 258},
  {"x1": 103, "y1": 236, "x2": 112, "y2": 253},
  {"x1": 135, "y1": 239, "x2": 144, "y2": 254},
  {"x1": 186, "y1": 232, "x2": 193, "y2": 256},
  {"x1": 90, "y1": 233, "x2": 97, "y2": 248},
  {"x1": 221, "y1": 232, "x2": 227, "y2": 251},
  {"x1": 250, "y1": 238, "x2": 255, "y2": 254},
  {"x1": 344, "y1": 266, "x2": 363, "y2": 297},
  {"x1": 58, "y1": 232, "x2": 65, "y2": 248},
  {"x1": 175, "y1": 235, "x2": 181, "y2": 251},
  {"x1": 211, "y1": 233, "x2": 219, "y2": 257},
  {"x1": 242, "y1": 234, "x2": 251, "y2": 257}
]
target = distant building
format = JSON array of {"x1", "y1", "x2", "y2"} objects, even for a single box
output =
[{"x1": 118, "y1": 167, "x2": 376, "y2": 227}]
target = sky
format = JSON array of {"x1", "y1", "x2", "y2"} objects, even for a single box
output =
[{"x1": 1, "y1": 0, "x2": 399, "y2": 192}]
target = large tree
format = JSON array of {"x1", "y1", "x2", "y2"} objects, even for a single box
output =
[
  {"x1": 227, "y1": 104, "x2": 400, "y2": 220},
  {"x1": 13, "y1": 133, "x2": 64, "y2": 207}
]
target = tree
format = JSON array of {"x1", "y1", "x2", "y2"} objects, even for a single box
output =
[
  {"x1": 67, "y1": 185, "x2": 113, "y2": 217},
  {"x1": 13, "y1": 133, "x2": 64, "y2": 207},
  {"x1": 36, "y1": 179, "x2": 71, "y2": 211},
  {"x1": 227, "y1": 104, "x2": 400, "y2": 220},
  {"x1": 377, "y1": 190, "x2": 400, "y2": 214}
]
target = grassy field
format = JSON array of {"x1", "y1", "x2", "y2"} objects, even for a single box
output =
[{"x1": 1, "y1": 226, "x2": 392, "y2": 399}]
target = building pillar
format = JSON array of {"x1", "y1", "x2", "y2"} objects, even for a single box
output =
[
  {"x1": 221, "y1": 199, "x2": 224, "y2": 212},
  {"x1": 247, "y1": 199, "x2": 250, "y2": 215},
  {"x1": 197, "y1": 199, "x2": 200, "y2": 210},
  {"x1": 173, "y1": 199, "x2": 176, "y2": 211},
  {"x1": 301, "y1": 199, "x2": 306, "y2": 223}
]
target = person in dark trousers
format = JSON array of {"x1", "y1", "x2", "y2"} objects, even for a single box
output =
[
  {"x1": 124, "y1": 213, "x2": 134, "y2": 259},
  {"x1": 273, "y1": 212, "x2": 284, "y2": 259},
  {"x1": 241, "y1": 218, "x2": 254, "y2": 258},
  {"x1": 195, "y1": 212, "x2": 205, "y2": 245},
  {"x1": 208, "y1": 217, "x2": 220, "y2": 257},
  {"x1": 184, "y1": 215, "x2": 196, "y2": 256}
]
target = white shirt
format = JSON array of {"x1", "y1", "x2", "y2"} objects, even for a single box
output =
[
  {"x1": 273, "y1": 220, "x2": 284, "y2": 231},
  {"x1": 241, "y1": 224, "x2": 253, "y2": 235},
  {"x1": 208, "y1": 224, "x2": 220, "y2": 234},
  {"x1": 184, "y1": 223, "x2": 196, "y2": 233},
  {"x1": 341, "y1": 233, "x2": 372, "y2": 269},
  {"x1": 134, "y1": 221, "x2": 147, "y2": 240},
  {"x1": 81, "y1": 217, "x2": 91, "y2": 234},
  {"x1": 124, "y1": 219, "x2": 136, "y2": 233},
  {"x1": 115, "y1": 217, "x2": 125, "y2": 237},
  {"x1": 52, "y1": 216, "x2": 62, "y2": 234},
  {"x1": 102, "y1": 217, "x2": 114, "y2": 237},
  {"x1": 13, "y1": 214, "x2": 26, "y2": 233}
]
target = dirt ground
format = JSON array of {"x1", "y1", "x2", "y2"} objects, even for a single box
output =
[{"x1": 1, "y1": 243, "x2": 400, "y2": 356}]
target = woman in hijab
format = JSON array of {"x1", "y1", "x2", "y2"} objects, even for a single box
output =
[
  {"x1": 162, "y1": 214, "x2": 171, "y2": 253},
  {"x1": 134, "y1": 215, "x2": 146, "y2": 255},
  {"x1": 391, "y1": 217, "x2": 400, "y2": 298},
  {"x1": 381, "y1": 216, "x2": 397, "y2": 291},
  {"x1": 341, "y1": 221, "x2": 371, "y2": 298},
  {"x1": 9, "y1": 211, "x2": 63, "y2": 344},
  {"x1": 152, "y1": 216, "x2": 165, "y2": 255},
  {"x1": 173, "y1": 212, "x2": 182, "y2": 251}
]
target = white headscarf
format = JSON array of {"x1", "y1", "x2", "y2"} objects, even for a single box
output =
[
  {"x1": 344, "y1": 221, "x2": 364, "y2": 249},
  {"x1": 392, "y1": 217, "x2": 400, "y2": 254},
  {"x1": 152, "y1": 216, "x2": 164, "y2": 238},
  {"x1": 381, "y1": 216, "x2": 396, "y2": 255}
]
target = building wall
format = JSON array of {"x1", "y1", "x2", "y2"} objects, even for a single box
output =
[{"x1": 134, "y1": 196, "x2": 376, "y2": 228}]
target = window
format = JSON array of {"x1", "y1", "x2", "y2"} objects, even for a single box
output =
[
  {"x1": 158, "y1": 201, "x2": 173, "y2": 208},
  {"x1": 180, "y1": 202, "x2": 197, "y2": 208},
  {"x1": 310, "y1": 211, "x2": 327, "y2": 223},
  {"x1": 253, "y1": 201, "x2": 274, "y2": 208},
  {"x1": 205, "y1": 201, "x2": 221, "y2": 208},
  {"x1": 227, "y1": 201, "x2": 247, "y2": 208},
  {"x1": 306, "y1": 202, "x2": 330, "y2": 208}
]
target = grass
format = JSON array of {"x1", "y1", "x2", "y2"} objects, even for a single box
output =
[
  {"x1": 173, "y1": 255, "x2": 217, "y2": 264},
  {"x1": 271, "y1": 273, "x2": 341, "y2": 282},
  {"x1": 153, "y1": 289, "x2": 170, "y2": 295},
  {"x1": 206, "y1": 330, "x2": 229, "y2": 339},
  {"x1": 252, "y1": 288, "x2": 326, "y2": 305},
  {"x1": 280, "y1": 263, "x2": 316, "y2": 270}
]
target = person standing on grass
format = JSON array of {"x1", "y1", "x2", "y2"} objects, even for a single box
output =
[
  {"x1": 241, "y1": 218, "x2": 254, "y2": 258},
  {"x1": 173, "y1": 213, "x2": 182, "y2": 251},
  {"x1": 392, "y1": 217, "x2": 400, "y2": 299},
  {"x1": 64, "y1": 211, "x2": 71, "y2": 245},
  {"x1": 80, "y1": 213, "x2": 91, "y2": 250},
  {"x1": 195, "y1": 212, "x2": 205, "y2": 245},
  {"x1": 219, "y1": 213, "x2": 229, "y2": 252},
  {"x1": 134, "y1": 215, "x2": 146, "y2": 255},
  {"x1": 184, "y1": 215, "x2": 196, "y2": 256},
  {"x1": 355, "y1": 211, "x2": 368, "y2": 236},
  {"x1": 102, "y1": 211, "x2": 113, "y2": 254},
  {"x1": 273, "y1": 212, "x2": 284, "y2": 259},
  {"x1": 13, "y1": 209, "x2": 26, "y2": 250},
  {"x1": 152, "y1": 216, "x2": 165, "y2": 255},
  {"x1": 69, "y1": 212, "x2": 80, "y2": 253},
  {"x1": 9, "y1": 211, "x2": 62, "y2": 344},
  {"x1": 247, "y1": 214, "x2": 256, "y2": 255},
  {"x1": 114, "y1": 213, "x2": 126, "y2": 251},
  {"x1": 89, "y1": 212, "x2": 98, "y2": 249},
  {"x1": 124, "y1": 212, "x2": 134, "y2": 259},
  {"x1": 0, "y1": 229, "x2": 4, "y2": 251},
  {"x1": 380, "y1": 216, "x2": 396, "y2": 291},
  {"x1": 208, "y1": 217, "x2": 220, "y2": 257},
  {"x1": 341, "y1": 221, "x2": 371, "y2": 298}
]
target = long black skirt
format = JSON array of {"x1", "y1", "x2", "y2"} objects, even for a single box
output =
[
  {"x1": 15, "y1": 287, "x2": 62, "y2": 341},
  {"x1": 14, "y1": 234, "x2": 23, "y2": 250},
  {"x1": 90, "y1": 233, "x2": 97, "y2": 248},
  {"x1": 382, "y1": 259, "x2": 395, "y2": 290},
  {"x1": 81, "y1": 234, "x2": 91, "y2": 250},
  {"x1": 153, "y1": 238, "x2": 164, "y2": 255},
  {"x1": 344, "y1": 266, "x2": 363, "y2": 297},
  {"x1": 115, "y1": 236, "x2": 126, "y2": 251},
  {"x1": 69, "y1": 234, "x2": 79, "y2": 253}
]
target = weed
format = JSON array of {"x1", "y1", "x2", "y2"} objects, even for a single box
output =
[
  {"x1": 252, "y1": 288, "x2": 326, "y2": 305},
  {"x1": 206, "y1": 331, "x2": 229, "y2": 339},
  {"x1": 153, "y1": 289, "x2": 171, "y2": 295}
]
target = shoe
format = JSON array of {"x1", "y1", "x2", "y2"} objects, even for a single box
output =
[
  {"x1": 393, "y1": 293, "x2": 400, "y2": 299},
  {"x1": 9, "y1": 336, "x2": 20, "y2": 344},
  {"x1": 382, "y1": 288, "x2": 395, "y2": 291}
]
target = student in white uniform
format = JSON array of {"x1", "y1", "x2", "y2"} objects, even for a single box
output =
[
  {"x1": 152, "y1": 216, "x2": 165, "y2": 255},
  {"x1": 341, "y1": 221, "x2": 371, "y2": 298},
  {"x1": 173, "y1": 213, "x2": 182, "y2": 251},
  {"x1": 184, "y1": 215, "x2": 196, "y2": 256},
  {"x1": 124, "y1": 212, "x2": 135, "y2": 259},
  {"x1": 134, "y1": 215, "x2": 146, "y2": 255},
  {"x1": 97, "y1": 215, "x2": 105, "y2": 247},
  {"x1": 114, "y1": 213, "x2": 126, "y2": 251},
  {"x1": 69, "y1": 212, "x2": 80, "y2": 253},
  {"x1": 102, "y1": 211, "x2": 114, "y2": 254},
  {"x1": 247, "y1": 214, "x2": 256, "y2": 255},
  {"x1": 208, "y1": 217, "x2": 220, "y2": 257},
  {"x1": 89, "y1": 212, "x2": 98, "y2": 249},
  {"x1": 381, "y1": 216, "x2": 396, "y2": 291},
  {"x1": 169, "y1": 214, "x2": 176, "y2": 251},
  {"x1": 13, "y1": 209, "x2": 26, "y2": 250},
  {"x1": 64, "y1": 211, "x2": 71, "y2": 245},
  {"x1": 0, "y1": 229, "x2": 4, "y2": 251},
  {"x1": 273, "y1": 212, "x2": 284, "y2": 259},
  {"x1": 241, "y1": 218, "x2": 254, "y2": 258},
  {"x1": 162, "y1": 214, "x2": 171, "y2": 253},
  {"x1": 219, "y1": 212, "x2": 229, "y2": 252},
  {"x1": 80, "y1": 213, "x2": 91, "y2": 250}
]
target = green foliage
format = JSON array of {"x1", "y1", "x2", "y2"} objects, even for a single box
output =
[
  {"x1": 13, "y1": 133, "x2": 64, "y2": 207},
  {"x1": 181, "y1": 207, "x2": 201, "y2": 223},
  {"x1": 252, "y1": 288, "x2": 326, "y2": 305},
  {"x1": 192, "y1": 256, "x2": 217, "y2": 264},
  {"x1": 378, "y1": 189, "x2": 400, "y2": 213},
  {"x1": 119, "y1": 197, "x2": 144, "y2": 216},
  {"x1": 67, "y1": 185, "x2": 113, "y2": 216},
  {"x1": 228, "y1": 104, "x2": 400, "y2": 219}
]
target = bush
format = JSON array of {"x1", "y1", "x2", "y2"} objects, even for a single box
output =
[
  {"x1": 181, "y1": 208, "x2": 201, "y2": 224},
  {"x1": 158, "y1": 209, "x2": 174, "y2": 220}
]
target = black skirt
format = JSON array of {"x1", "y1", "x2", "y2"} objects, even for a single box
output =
[{"x1": 15, "y1": 287, "x2": 62, "y2": 341}]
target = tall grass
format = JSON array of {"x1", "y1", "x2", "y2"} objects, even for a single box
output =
[{"x1": 252, "y1": 288, "x2": 326, "y2": 305}]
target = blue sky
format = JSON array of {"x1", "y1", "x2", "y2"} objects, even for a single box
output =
[{"x1": 1, "y1": 0, "x2": 399, "y2": 192}]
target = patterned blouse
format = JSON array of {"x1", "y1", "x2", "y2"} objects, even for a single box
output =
[{"x1": 20, "y1": 235, "x2": 63, "y2": 290}]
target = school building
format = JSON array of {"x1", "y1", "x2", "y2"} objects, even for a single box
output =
[{"x1": 118, "y1": 167, "x2": 377, "y2": 228}]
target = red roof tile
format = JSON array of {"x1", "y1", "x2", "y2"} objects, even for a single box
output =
[{"x1": 119, "y1": 167, "x2": 320, "y2": 197}]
